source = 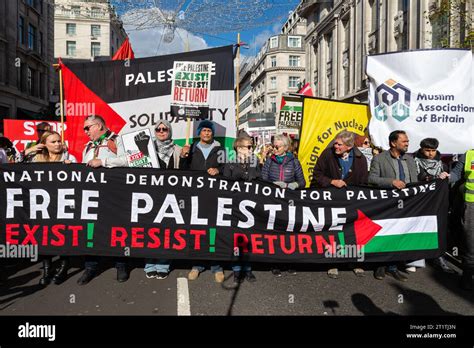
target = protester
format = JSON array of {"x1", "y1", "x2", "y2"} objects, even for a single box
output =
[
  {"x1": 354, "y1": 134, "x2": 374, "y2": 169},
  {"x1": 23, "y1": 122, "x2": 52, "y2": 159},
  {"x1": 0, "y1": 146, "x2": 7, "y2": 164},
  {"x1": 26, "y1": 131, "x2": 76, "y2": 164},
  {"x1": 313, "y1": 130, "x2": 368, "y2": 278},
  {"x1": 181, "y1": 120, "x2": 226, "y2": 283},
  {"x1": 0, "y1": 137, "x2": 21, "y2": 163},
  {"x1": 413, "y1": 138, "x2": 455, "y2": 274},
  {"x1": 262, "y1": 134, "x2": 305, "y2": 276},
  {"x1": 450, "y1": 150, "x2": 474, "y2": 290},
  {"x1": 261, "y1": 134, "x2": 305, "y2": 189},
  {"x1": 77, "y1": 115, "x2": 130, "y2": 285},
  {"x1": 144, "y1": 121, "x2": 182, "y2": 279},
  {"x1": 223, "y1": 133, "x2": 259, "y2": 284},
  {"x1": 256, "y1": 142, "x2": 273, "y2": 166},
  {"x1": 25, "y1": 131, "x2": 76, "y2": 285},
  {"x1": 313, "y1": 130, "x2": 368, "y2": 189},
  {"x1": 368, "y1": 130, "x2": 418, "y2": 282}
]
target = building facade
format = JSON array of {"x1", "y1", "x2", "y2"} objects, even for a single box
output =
[
  {"x1": 237, "y1": 19, "x2": 307, "y2": 141},
  {"x1": 298, "y1": 0, "x2": 473, "y2": 102},
  {"x1": 54, "y1": 0, "x2": 127, "y2": 60},
  {"x1": 0, "y1": 0, "x2": 55, "y2": 123}
]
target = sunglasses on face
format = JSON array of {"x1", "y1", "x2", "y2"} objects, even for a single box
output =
[
  {"x1": 274, "y1": 145, "x2": 284, "y2": 150},
  {"x1": 238, "y1": 145, "x2": 253, "y2": 150},
  {"x1": 363, "y1": 141, "x2": 370, "y2": 145},
  {"x1": 155, "y1": 127, "x2": 169, "y2": 133},
  {"x1": 83, "y1": 124, "x2": 98, "y2": 132}
]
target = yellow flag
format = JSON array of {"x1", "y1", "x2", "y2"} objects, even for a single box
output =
[{"x1": 299, "y1": 98, "x2": 371, "y2": 187}]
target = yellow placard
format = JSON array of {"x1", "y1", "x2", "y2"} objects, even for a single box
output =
[{"x1": 299, "y1": 98, "x2": 371, "y2": 187}]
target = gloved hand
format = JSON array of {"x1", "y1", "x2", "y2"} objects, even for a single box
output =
[
  {"x1": 287, "y1": 182, "x2": 299, "y2": 190},
  {"x1": 273, "y1": 181, "x2": 287, "y2": 189}
]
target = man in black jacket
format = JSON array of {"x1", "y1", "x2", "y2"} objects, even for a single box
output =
[
  {"x1": 180, "y1": 120, "x2": 225, "y2": 175},
  {"x1": 180, "y1": 120, "x2": 226, "y2": 283}
]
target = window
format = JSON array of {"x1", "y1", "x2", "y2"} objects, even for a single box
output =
[
  {"x1": 39, "y1": 32, "x2": 43, "y2": 55},
  {"x1": 91, "y1": 25, "x2": 101, "y2": 37},
  {"x1": 28, "y1": 24, "x2": 37, "y2": 50},
  {"x1": 91, "y1": 42, "x2": 101, "y2": 57},
  {"x1": 91, "y1": 7, "x2": 101, "y2": 18},
  {"x1": 270, "y1": 36, "x2": 278, "y2": 48},
  {"x1": 71, "y1": 6, "x2": 80, "y2": 16},
  {"x1": 26, "y1": 0, "x2": 34, "y2": 7},
  {"x1": 370, "y1": 0, "x2": 380, "y2": 32},
  {"x1": 289, "y1": 76, "x2": 300, "y2": 88},
  {"x1": 18, "y1": 17, "x2": 25, "y2": 45},
  {"x1": 39, "y1": 73, "x2": 44, "y2": 100},
  {"x1": 66, "y1": 41, "x2": 76, "y2": 56},
  {"x1": 289, "y1": 55, "x2": 300, "y2": 67},
  {"x1": 270, "y1": 56, "x2": 276, "y2": 67},
  {"x1": 288, "y1": 36, "x2": 301, "y2": 48},
  {"x1": 27, "y1": 67, "x2": 33, "y2": 95},
  {"x1": 66, "y1": 23, "x2": 76, "y2": 35},
  {"x1": 270, "y1": 96, "x2": 277, "y2": 113},
  {"x1": 270, "y1": 76, "x2": 276, "y2": 89}
]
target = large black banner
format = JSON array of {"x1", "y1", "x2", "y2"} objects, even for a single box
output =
[{"x1": 0, "y1": 164, "x2": 448, "y2": 263}]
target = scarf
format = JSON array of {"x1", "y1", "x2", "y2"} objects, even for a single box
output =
[
  {"x1": 155, "y1": 120, "x2": 175, "y2": 167},
  {"x1": 415, "y1": 157, "x2": 443, "y2": 177}
]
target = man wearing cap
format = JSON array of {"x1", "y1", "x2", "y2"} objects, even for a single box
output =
[{"x1": 180, "y1": 120, "x2": 226, "y2": 282}]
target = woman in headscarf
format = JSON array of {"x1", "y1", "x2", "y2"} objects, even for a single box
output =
[{"x1": 144, "y1": 120, "x2": 183, "y2": 279}]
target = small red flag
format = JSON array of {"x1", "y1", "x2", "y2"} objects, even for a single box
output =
[
  {"x1": 298, "y1": 82, "x2": 313, "y2": 97},
  {"x1": 112, "y1": 38, "x2": 135, "y2": 61}
]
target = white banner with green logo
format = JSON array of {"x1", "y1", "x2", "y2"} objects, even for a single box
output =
[{"x1": 367, "y1": 49, "x2": 474, "y2": 154}]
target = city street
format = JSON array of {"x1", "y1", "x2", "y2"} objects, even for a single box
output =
[{"x1": 1, "y1": 258, "x2": 472, "y2": 316}]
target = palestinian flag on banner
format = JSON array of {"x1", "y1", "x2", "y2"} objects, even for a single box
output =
[
  {"x1": 354, "y1": 211, "x2": 438, "y2": 253},
  {"x1": 59, "y1": 46, "x2": 236, "y2": 162}
]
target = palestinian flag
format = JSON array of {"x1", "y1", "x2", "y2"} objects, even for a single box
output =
[
  {"x1": 354, "y1": 211, "x2": 438, "y2": 253},
  {"x1": 59, "y1": 46, "x2": 236, "y2": 162}
]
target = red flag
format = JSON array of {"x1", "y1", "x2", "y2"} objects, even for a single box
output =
[
  {"x1": 112, "y1": 38, "x2": 135, "y2": 60},
  {"x1": 59, "y1": 60, "x2": 126, "y2": 161},
  {"x1": 280, "y1": 96, "x2": 286, "y2": 110},
  {"x1": 298, "y1": 82, "x2": 313, "y2": 96}
]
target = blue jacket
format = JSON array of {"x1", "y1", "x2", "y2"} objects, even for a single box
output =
[{"x1": 261, "y1": 153, "x2": 306, "y2": 188}]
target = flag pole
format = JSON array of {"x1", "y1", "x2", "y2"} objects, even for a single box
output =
[
  {"x1": 185, "y1": 32, "x2": 191, "y2": 146},
  {"x1": 53, "y1": 63, "x2": 65, "y2": 142},
  {"x1": 235, "y1": 32, "x2": 241, "y2": 130}
]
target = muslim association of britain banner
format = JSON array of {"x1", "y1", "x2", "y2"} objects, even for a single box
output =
[
  {"x1": 367, "y1": 49, "x2": 474, "y2": 153},
  {"x1": 59, "y1": 46, "x2": 236, "y2": 162},
  {"x1": 299, "y1": 97, "x2": 371, "y2": 187},
  {"x1": 0, "y1": 164, "x2": 448, "y2": 263}
]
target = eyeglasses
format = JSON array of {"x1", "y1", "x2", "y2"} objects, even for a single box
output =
[
  {"x1": 363, "y1": 141, "x2": 370, "y2": 145},
  {"x1": 83, "y1": 123, "x2": 98, "y2": 132},
  {"x1": 155, "y1": 127, "x2": 169, "y2": 133}
]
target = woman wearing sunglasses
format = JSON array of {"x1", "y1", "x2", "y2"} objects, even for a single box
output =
[
  {"x1": 145, "y1": 120, "x2": 183, "y2": 279},
  {"x1": 261, "y1": 134, "x2": 305, "y2": 277},
  {"x1": 355, "y1": 134, "x2": 374, "y2": 170},
  {"x1": 223, "y1": 133, "x2": 260, "y2": 284}
]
